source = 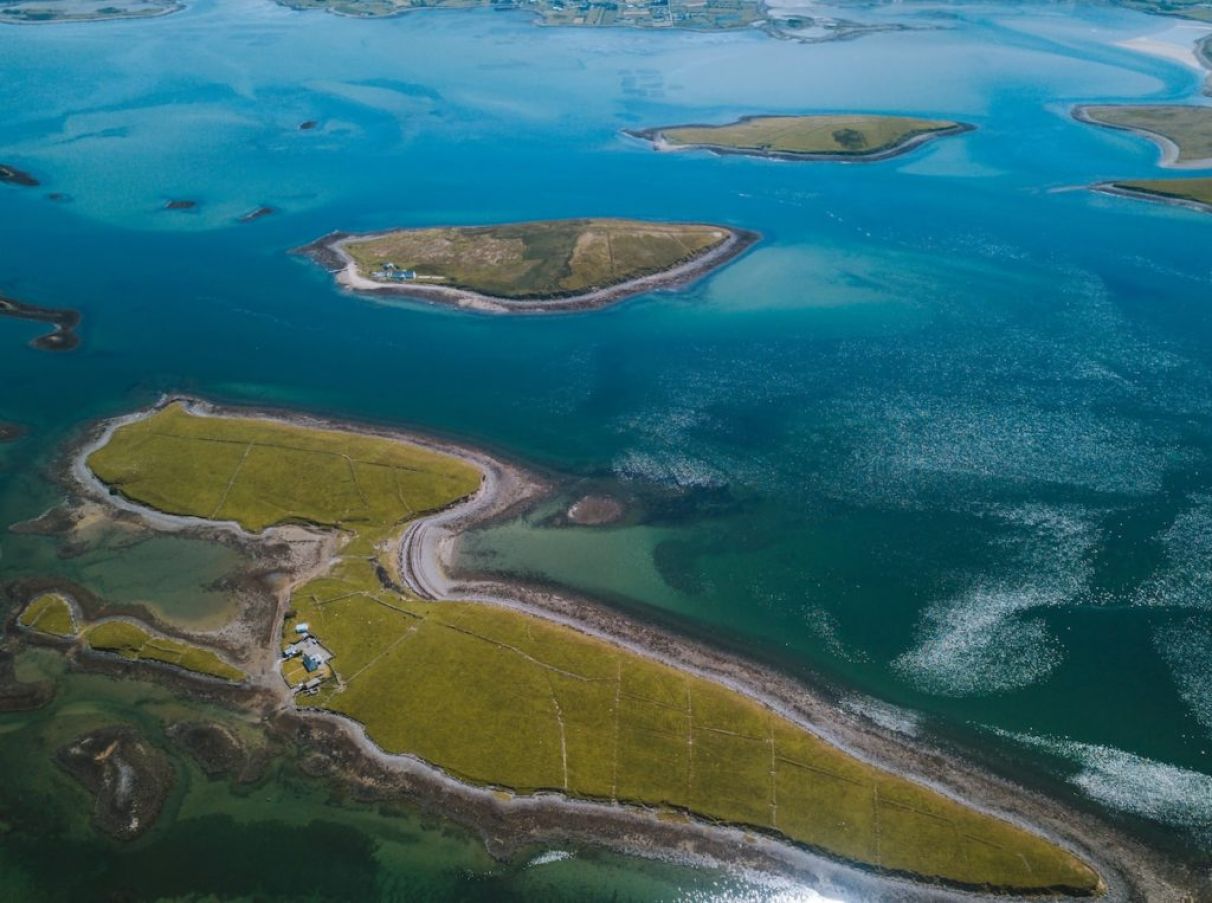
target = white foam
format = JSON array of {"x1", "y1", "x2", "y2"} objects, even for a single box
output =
[
  {"x1": 1135, "y1": 494, "x2": 1212, "y2": 611},
  {"x1": 893, "y1": 505, "x2": 1095, "y2": 696},
  {"x1": 1153, "y1": 618, "x2": 1212, "y2": 739},
  {"x1": 840, "y1": 695, "x2": 921, "y2": 737},
  {"x1": 525, "y1": 850, "x2": 573, "y2": 868},
  {"x1": 1001, "y1": 730, "x2": 1212, "y2": 829}
]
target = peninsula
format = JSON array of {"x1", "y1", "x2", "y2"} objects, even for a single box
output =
[
  {"x1": 1075, "y1": 104, "x2": 1212, "y2": 167},
  {"x1": 1095, "y1": 176, "x2": 1212, "y2": 213},
  {"x1": 626, "y1": 114, "x2": 973, "y2": 162},
  {"x1": 53, "y1": 398, "x2": 1104, "y2": 896},
  {"x1": 299, "y1": 218, "x2": 758, "y2": 313}
]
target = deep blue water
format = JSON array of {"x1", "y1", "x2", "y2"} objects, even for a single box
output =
[{"x1": 3, "y1": 0, "x2": 1212, "y2": 894}]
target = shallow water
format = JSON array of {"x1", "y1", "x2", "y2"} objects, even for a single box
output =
[{"x1": 2, "y1": 0, "x2": 1212, "y2": 894}]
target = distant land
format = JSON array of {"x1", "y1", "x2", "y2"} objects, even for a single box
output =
[
  {"x1": 627, "y1": 114, "x2": 972, "y2": 162},
  {"x1": 0, "y1": 0, "x2": 181, "y2": 24},
  {"x1": 299, "y1": 218, "x2": 759, "y2": 313},
  {"x1": 1096, "y1": 176, "x2": 1212, "y2": 213},
  {"x1": 1075, "y1": 104, "x2": 1212, "y2": 167}
]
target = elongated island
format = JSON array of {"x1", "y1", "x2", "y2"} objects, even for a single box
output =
[
  {"x1": 625, "y1": 114, "x2": 973, "y2": 162},
  {"x1": 11, "y1": 397, "x2": 1119, "y2": 897},
  {"x1": 299, "y1": 218, "x2": 759, "y2": 313}
]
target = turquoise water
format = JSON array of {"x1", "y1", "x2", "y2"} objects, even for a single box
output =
[{"x1": 3, "y1": 0, "x2": 1212, "y2": 894}]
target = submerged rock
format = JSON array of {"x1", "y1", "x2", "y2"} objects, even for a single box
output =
[
  {"x1": 0, "y1": 649, "x2": 54, "y2": 713},
  {"x1": 168, "y1": 721, "x2": 244, "y2": 778},
  {"x1": 55, "y1": 725, "x2": 174, "y2": 841}
]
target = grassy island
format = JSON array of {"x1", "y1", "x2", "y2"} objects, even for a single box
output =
[
  {"x1": 1076, "y1": 105, "x2": 1212, "y2": 167},
  {"x1": 627, "y1": 114, "x2": 972, "y2": 161},
  {"x1": 83, "y1": 620, "x2": 246, "y2": 683},
  {"x1": 1100, "y1": 176, "x2": 1212, "y2": 213},
  {"x1": 17, "y1": 593, "x2": 77, "y2": 638},
  {"x1": 304, "y1": 218, "x2": 756, "y2": 312},
  {"x1": 83, "y1": 402, "x2": 1101, "y2": 895}
]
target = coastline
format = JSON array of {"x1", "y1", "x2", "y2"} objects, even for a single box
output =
[
  {"x1": 294, "y1": 225, "x2": 760, "y2": 314},
  {"x1": 622, "y1": 119, "x2": 975, "y2": 164},
  {"x1": 1090, "y1": 179, "x2": 1212, "y2": 214},
  {"x1": 1072, "y1": 104, "x2": 1212, "y2": 169},
  {"x1": 56, "y1": 396, "x2": 1206, "y2": 901}
]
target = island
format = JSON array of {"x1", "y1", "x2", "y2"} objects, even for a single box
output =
[
  {"x1": 626, "y1": 114, "x2": 973, "y2": 162},
  {"x1": 50, "y1": 397, "x2": 1105, "y2": 894},
  {"x1": 0, "y1": 163, "x2": 39, "y2": 187},
  {"x1": 1095, "y1": 176, "x2": 1212, "y2": 213},
  {"x1": 298, "y1": 218, "x2": 759, "y2": 313},
  {"x1": 1075, "y1": 104, "x2": 1212, "y2": 167},
  {"x1": 0, "y1": 294, "x2": 81, "y2": 351},
  {"x1": 0, "y1": 0, "x2": 181, "y2": 23}
]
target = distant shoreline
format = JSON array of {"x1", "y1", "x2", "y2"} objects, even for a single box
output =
[
  {"x1": 295, "y1": 224, "x2": 760, "y2": 314},
  {"x1": 1091, "y1": 180, "x2": 1212, "y2": 215},
  {"x1": 0, "y1": 2, "x2": 183, "y2": 26},
  {"x1": 1071, "y1": 104, "x2": 1212, "y2": 170},
  {"x1": 623, "y1": 117, "x2": 975, "y2": 163}
]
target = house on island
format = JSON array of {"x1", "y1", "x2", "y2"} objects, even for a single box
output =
[{"x1": 372, "y1": 261, "x2": 417, "y2": 283}]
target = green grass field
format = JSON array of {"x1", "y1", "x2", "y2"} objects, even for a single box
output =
[
  {"x1": 1111, "y1": 177, "x2": 1212, "y2": 208},
  {"x1": 652, "y1": 115, "x2": 963, "y2": 157},
  {"x1": 343, "y1": 219, "x2": 731, "y2": 300},
  {"x1": 1081, "y1": 105, "x2": 1212, "y2": 164},
  {"x1": 83, "y1": 619, "x2": 245, "y2": 683},
  {"x1": 86, "y1": 403, "x2": 1100, "y2": 894},
  {"x1": 17, "y1": 593, "x2": 77, "y2": 638}
]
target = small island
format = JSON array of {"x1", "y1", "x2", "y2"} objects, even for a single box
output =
[
  {"x1": 626, "y1": 114, "x2": 973, "y2": 162},
  {"x1": 0, "y1": 0, "x2": 182, "y2": 24},
  {"x1": 0, "y1": 163, "x2": 39, "y2": 187},
  {"x1": 1096, "y1": 176, "x2": 1212, "y2": 214},
  {"x1": 1075, "y1": 104, "x2": 1212, "y2": 168},
  {"x1": 299, "y1": 218, "x2": 759, "y2": 313},
  {"x1": 0, "y1": 294, "x2": 81, "y2": 351}
]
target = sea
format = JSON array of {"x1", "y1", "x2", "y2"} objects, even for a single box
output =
[{"x1": 2, "y1": 0, "x2": 1210, "y2": 897}]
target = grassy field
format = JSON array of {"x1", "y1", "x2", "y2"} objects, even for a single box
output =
[
  {"x1": 17, "y1": 594, "x2": 77, "y2": 638},
  {"x1": 343, "y1": 219, "x2": 731, "y2": 300},
  {"x1": 83, "y1": 619, "x2": 246, "y2": 683},
  {"x1": 1110, "y1": 177, "x2": 1212, "y2": 208},
  {"x1": 1081, "y1": 105, "x2": 1212, "y2": 164},
  {"x1": 86, "y1": 403, "x2": 1100, "y2": 893},
  {"x1": 651, "y1": 115, "x2": 963, "y2": 157}
]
